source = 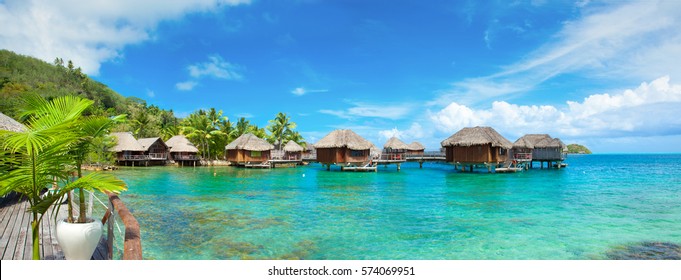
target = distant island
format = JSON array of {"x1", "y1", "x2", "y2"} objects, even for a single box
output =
[{"x1": 567, "y1": 144, "x2": 592, "y2": 154}]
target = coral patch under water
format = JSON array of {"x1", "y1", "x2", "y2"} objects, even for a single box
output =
[{"x1": 606, "y1": 241, "x2": 681, "y2": 260}]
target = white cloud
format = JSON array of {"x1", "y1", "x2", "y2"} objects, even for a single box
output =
[
  {"x1": 291, "y1": 87, "x2": 327, "y2": 96},
  {"x1": 176, "y1": 55, "x2": 243, "y2": 91},
  {"x1": 434, "y1": 0, "x2": 681, "y2": 105},
  {"x1": 0, "y1": 0, "x2": 251, "y2": 75},
  {"x1": 318, "y1": 109, "x2": 351, "y2": 119},
  {"x1": 430, "y1": 76, "x2": 681, "y2": 139},
  {"x1": 146, "y1": 89, "x2": 155, "y2": 98},
  {"x1": 347, "y1": 104, "x2": 411, "y2": 119},
  {"x1": 187, "y1": 55, "x2": 243, "y2": 80},
  {"x1": 175, "y1": 81, "x2": 198, "y2": 91},
  {"x1": 378, "y1": 123, "x2": 425, "y2": 142},
  {"x1": 320, "y1": 102, "x2": 413, "y2": 120}
]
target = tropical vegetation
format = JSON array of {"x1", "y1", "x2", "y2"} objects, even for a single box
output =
[
  {"x1": 1, "y1": 49, "x2": 306, "y2": 163},
  {"x1": 567, "y1": 144, "x2": 592, "y2": 154},
  {"x1": 0, "y1": 94, "x2": 127, "y2": 260}
]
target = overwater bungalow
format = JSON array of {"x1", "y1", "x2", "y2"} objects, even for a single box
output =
[
  {"x1": 0, "y1": 112, "x2": 25, "y2": 163},
  {"x1": 406, "y1": 141, "x2": 425, "y2": 155},
  {"x1": 511, "y1": 134, "x2": 543, "y2": 163},
  {"x1": 282, "y1": 140, "x2": 304, "y2": 160},
  {"x1": 0, "y1": 112, "x2": 25, "y2": 132},
  {"x1": 225, "y1": 133, "x2": 274, "y2": 166},
  {"x1": 165, "y1": 135, "x2": 200, "y2": 166},
  {"x1": 533, "y1": 137, "x2": 568, "y2": 168},
  {"x1": 111, "y1": 132, "x2": 147, "y2": 166},
  {"x1": 512, "y1": 134, "x2": 567, "y2": 168},
  {"x1": 382, "y1": 137, "x2": 409, "y2": 160},
  {"x1": 302, "y1": 141, "x2": 316, "y2": 160},
  {"x1": 440, "y1": 126, "x2": 512, "y2": 172},
  {"x1": 138, "y1": 137, "x2": 169, "y2": 165},
  {"x1": 314, "y1": 129, "x2": 373, "y2": 171}
]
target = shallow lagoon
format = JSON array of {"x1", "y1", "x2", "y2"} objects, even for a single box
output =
[{"x1": 112, "y1": 154, "x2": 681, "y2": 259}]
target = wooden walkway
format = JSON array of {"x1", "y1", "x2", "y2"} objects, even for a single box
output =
[{"x1": 0, "y1": 194, "x2": 107, "y2": 260}]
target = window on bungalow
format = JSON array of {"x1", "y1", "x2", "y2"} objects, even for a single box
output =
[
  {"x1": 350, "y1": 150, "x2": 364, "y2": 157},
  {"x1": 251, "y1": 151, "x2": 261, "y2": 157},
  {"x1": 499, "y1": 148, "x2": 506, "y2": 155}
]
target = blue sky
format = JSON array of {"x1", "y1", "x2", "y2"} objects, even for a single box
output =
[{"x1": 3, "y1": 0, "x2": 681, "y2": 153}]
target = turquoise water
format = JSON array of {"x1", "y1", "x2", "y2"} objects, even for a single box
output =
[{"x1": 112, "y1": 154, "x2": 681, "y2": 259}]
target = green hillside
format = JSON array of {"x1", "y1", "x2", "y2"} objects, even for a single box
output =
[
  {"x1": 0, "y1": 49, "x2": 129, "y2": 117},
  {"x1": 567, "y1": 144, "x2": 592, "y2": 154},
  {"x1": 0, "y1": 49, "x2": 178, "y2": 138},
  {"x1": 0, "y1": 50, "x2": 308, "y2": 161}
]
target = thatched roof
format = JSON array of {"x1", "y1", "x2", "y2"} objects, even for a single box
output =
[
  {"x1": 283, "y1": 140, "x2": 304, "y2": 152},
  {"x1": 313, "y1": 129, "x2": 373, "y2": 150},
  {"x1": 440, "y1": 126, "x2": 512, "y2": 149},
  {"x1": 304, "y1": 142, "x2": 315, "y2": 151},
  {"x1": 552, "y1": 138, "x2": 568, "y2": 151},
  {"x1": 513, "y1": 134, "x2": 550, "y2": 149},
  {"x1": 111, "y1": 132, "x2": 145, "y2": 152},
  {"x1": 165, "y1": 135, "x2": 199, "y2": 153},
  {"x1": 138, "y1": 137, "x2": 168, "y2": 151},
  {"x1": 383, "y1": 137, "x2": 410, "y2": 150},
  {"x1": 225, "y1": 133, "x2": 274, "y2": 151},
  {"x1": 0, "y1": 112, "x2": 25, "y2": 132},
  {"x1": 513, "y1": 137, "x2": 534, "y2": 149},
  {"x1": 407, "y1": 141, "x2": 425, "y2": 151},
  {"x1": 514, "y1": 134, "x2": 567, "y2": 150}
]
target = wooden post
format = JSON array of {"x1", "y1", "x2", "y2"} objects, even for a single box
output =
[
  {"x1": 419, "y1": 161, "x2": 423, "y2": 168},
  {"x1": 470, "y1": 165, "x2": 473, "y2": 172},
  {"x1": 107, "y1": 200, "x2": 114, "y2": 260},
  {"x1": 326, "y1": 164, "x2": 330, "y2": 171},
  {"x1": 487, "y1": 165, "x2": 492, "y2": 173}
]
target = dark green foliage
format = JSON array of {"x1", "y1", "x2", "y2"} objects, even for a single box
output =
[
  {"x1": 0, "y1": 49, "x2": 127, "y2": 119},
  {"x1": 1, "y1": 50, "x2": 308, "y2": 161},
  {"x1": 0, "y1": 49, "x2": 179, "y2": 140},
  {"x1": 567, "y1": 143, "x2": 592, "y2": 154}
]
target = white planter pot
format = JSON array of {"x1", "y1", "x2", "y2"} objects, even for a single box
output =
[{"x1": 56, "y1": 218, "x2": 103, "y2": 260}]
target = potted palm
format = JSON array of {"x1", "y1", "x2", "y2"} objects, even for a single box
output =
[
  {"x1": 58, "y1": 110, "x2": 126, "y2": 260},
  {"x1": 0, "y1": 94, "x2": 127, "y2": 260}
]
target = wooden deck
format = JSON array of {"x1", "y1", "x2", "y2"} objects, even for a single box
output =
[
  {"x1": 0, "y1": 194, "x2": 107, "y2": 260},
  {"x1": 341, "y1": 166, "x2": 378, "y2": 172}
]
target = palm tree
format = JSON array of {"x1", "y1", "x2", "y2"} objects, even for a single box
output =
[
  {"x1": 267, "y1": 112, "x2": 296, "y2": 150},
  {"x1": 285, "y1": 131, "x2": 305, "y2": 146},
  {"x1": 182, "y1": 112, "x2": 211, "y2": 159},
  {"x1": 219, "y1": 119, "x2": 236, "y2": 143},
  {"x1": 235, "y1": 117, "x2": 251, "y2": 137},
  {"x1": 67, "y1": 114, "x2": 126, "y2": 223},
  {"x1": 0, "y1": 94, "x2": 126, "y2": 259},
  {"x1": 131, "y1": 109, "x2": 151, "y2": 138},
  {"x1": 248, "y1": 125, "x2": 267, "y2": 139},
  {"x1": 182, "y1": 110, "x2": 226, "y2": 160}
]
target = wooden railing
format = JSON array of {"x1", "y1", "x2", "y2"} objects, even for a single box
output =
[
  {"x1": 173, "y1": 154, "x2": 199, "y2": 160},
  {"x1": 377, "y1": 153, "x2": 405, "y2": 160},
  {"x1": 147, "y1": 153, "x2": 167, "y2": 160},
  {"x1": 302, "y1": 153, "x2": 317, "y2": 160},
  {"x1": 120, "y1": 154, "x2": 148, "y2": 160},
  {"x1": 104, "y1": 192, "x2": 143, "y2": 260},
  {"x1": 404, "y1": 151, "x2": 445, "y2": 159},
  {"x1": 513, "y1": 153, "x2": 532, "y2": 160}
]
